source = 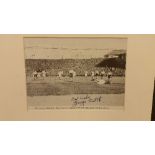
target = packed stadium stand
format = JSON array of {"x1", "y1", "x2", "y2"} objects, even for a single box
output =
[{"x1": 25, "y1": 58, "x2": 125, "y2": 77}]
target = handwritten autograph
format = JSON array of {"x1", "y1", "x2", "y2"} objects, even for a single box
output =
[{"x1": 71, "y1": 95, "x2": 104, "y2": 107}]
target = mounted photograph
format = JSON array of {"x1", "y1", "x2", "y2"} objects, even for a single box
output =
[{"x1": 24, "y1": 37, "x2": 127, "y2": 110}]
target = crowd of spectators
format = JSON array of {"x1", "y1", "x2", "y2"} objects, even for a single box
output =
[{"x1": 25, "y1": 59, "x2": 125, "y2": 77}]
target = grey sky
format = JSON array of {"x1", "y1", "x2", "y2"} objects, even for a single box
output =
[{"x1": 24, "y1": 37, "x2": 127, "y2": 59}]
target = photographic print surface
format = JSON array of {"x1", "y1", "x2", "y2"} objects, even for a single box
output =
[{"x1": 24, "y1": 37, "x2": 127, "y2": 110}]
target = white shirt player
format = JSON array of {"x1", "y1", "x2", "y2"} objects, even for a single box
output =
[
  {"x1": 73, "y1": 71, "x2": 76, "y2": 77},
  {"x1": 37, "y1": 72, "x2": 41, "y2": 78},
  {"x1": 108, "y1": 71, "x2": 112, "y2": 77},
  {"x1": 32, "y1": 71, "x2": 38, "y2": 79},
  {"x1": 91, "y1": 71, "x2": 95, "y2": 76},
  {"x1": 91, "y1": 71, "x2": 95, "y2": 80},
  {"x1": 58, "y1": 71, "x2": 63, "y2": 79},
  {"x1": 101, "y1": 70, "x2": 105, "y2": 76},
  {"x1": 85, "y1": 71, "x2": 88, "y2": 77},
  {"x1": 95, "y1": 70, "x2": 99, "y2": 76},
  {"x1": 42, "y1": 70, "x2": 46, "y2": 77}
]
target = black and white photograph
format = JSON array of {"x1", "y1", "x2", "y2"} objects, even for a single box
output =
[{"x1": 24, "y1": 37, "x2": 127, "y2": 110}]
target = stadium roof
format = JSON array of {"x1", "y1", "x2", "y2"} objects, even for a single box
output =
[
  {"x1": 104, "y1": 49, "x2": 126, "y2": 57},
  {"x1": 108, "y1": 49, "x2": 126, "y2": 55},
  {"x1": 96, "y1": 49, "x2": 126, "y2": 69},
  {"x1": 96, "y1": 57, "x2": 126, "y2": 69}
]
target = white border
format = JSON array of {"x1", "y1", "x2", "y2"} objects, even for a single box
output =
[{"x1": 0, "y1": 0, "x2": 155, "y2": 34}]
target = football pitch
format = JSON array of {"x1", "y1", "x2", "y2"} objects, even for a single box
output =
[{"x1": 26, "y1": 76, "x2": 125, "y2": 96}]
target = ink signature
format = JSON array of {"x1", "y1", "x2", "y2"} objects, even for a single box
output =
[{"x1": 71, "y1": 95, "x2": 104, "y2": 107}]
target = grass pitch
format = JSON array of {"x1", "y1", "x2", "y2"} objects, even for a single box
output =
[{"x1": 26, "y1": 76, "x2": 125, "y2": 96}]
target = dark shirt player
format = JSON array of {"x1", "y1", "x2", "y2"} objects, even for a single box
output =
[{"x1": 107, "y1": 71, "x2": 112, "y2": 84}]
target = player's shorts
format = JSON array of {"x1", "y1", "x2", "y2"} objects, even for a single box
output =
[
  {"x1": 34, "y1": 74, "x2": 37, "y2": 78},
  {"x1": 108, "y1": 75, "x2": 112, "y2": 78}
]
